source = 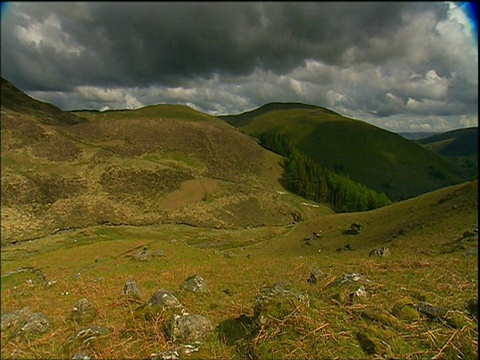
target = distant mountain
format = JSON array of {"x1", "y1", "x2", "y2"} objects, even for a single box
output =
[
  {"x1": 417, "y1": 127, "x2": 478, "y2": 180},
  {"x1": 417, "y1": 127, "x2": 478, "y2": 157},
  {"x1": 221, "y1": 102, "x2": 468, "y2": 200}
]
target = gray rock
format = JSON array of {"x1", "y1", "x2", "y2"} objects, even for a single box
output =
[
  {"x1": 133, "y1": 249, "x2": 152, "y2": 262},
  {"x1": 329, "y1": 273, "x2": 371, "y2": 287},
  {"x1": 254, "y1": 281, "x2": 309, "y2": 325},
  {"x1": 72, "y1": 352, "x2": 92, "y2": 360},
  {"x1": 166, "y1": 313, "x2": 213, "y2": 343},
  {"x1": 70, "y1": 298, "x2": 97, "y2": 325},
  {"x1": 150, "y1": 350, "x2": 180, "y2": 360},
  {"x1": 68, "y1": 325, "x2": 112, "y2": 348},
  {"x1": 13, "y1": 312, "x2": 50, "y2": 338},
  {"x1": 180, "y1": 274, "x2": 208, "y2": 293},
  {"x1": 148, "y1": 289, "x2": 184, "y2": 310},
  {"x1": 1, "y1": 307, "x2": 33, "y2": 331},
  {"x1": 464, "y1": 246, "x2": 478, "y2": 256},
  {"x1": 121, "y1": 280, "x2": 144, "y2": 299},
  {"x1": 416, "y1": 301, "x2": 448, "y2": 318}
]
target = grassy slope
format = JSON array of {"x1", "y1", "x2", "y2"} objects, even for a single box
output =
[
  {"x1": 1, "y1": 87, "x2": 332, "y2": 244},
  {"x1": 418, "y1": 127, "x2": 478, "y2": 180},
  {"x1": 222, "y1": 103, "x2": 468, "y2": 200},
  {"x1": 1, "y1": 181, "x2": 477, "y2": 359}
]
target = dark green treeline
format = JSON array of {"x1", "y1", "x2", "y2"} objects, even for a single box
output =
[{"x1": 258, "y1": 131, "x2": 392, "y2": 212}]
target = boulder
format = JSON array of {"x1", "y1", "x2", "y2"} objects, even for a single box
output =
[
  {"x1": 180, "y1": 274, "x2": 208, "y2": 293},
  {"x1": 121, "y1": 279, "x2": 144, "y2": 300},
  {"x1": 1, "y1": 307, "x2": 33, "y2": 331},
  {"x1": 70, "y1": 298, "x2": 97, "y2": 325},
  {"x1": 133, "y1": 249, "x2": 152, "y2": 262},
  {"x1": 416, "y1": 301, "x2": 448, "y2": 319},
  {"x1": 328, "y1": 273, "x2": 370, "y2": 288},
  {"x1": 13, "y1": 312, "x2": 51, "y2": 339},
  {"x1": 166, "y1": 313, "x2": 213, "y2": 343},
  {"x1": 68, "y1": 325, "x2": 112, "y2": 349},
  {"x1": 253, "y1": 281, "x2": 309, "y2": 326}
]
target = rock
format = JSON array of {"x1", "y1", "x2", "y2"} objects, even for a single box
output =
[
  {"x1": 150, "y1": 349, "x2": 180, "y2": 360},
  {"x1": 166, "y1": 313, "x2": 213, "y2": 343},
  {"x1": 356, "y1": 331, "x2": 384, "y2": 355},
  {"x1": 1, "y1": 307, "x2": 33, "y2": 331},
  {"x1": 148, "y1": 289, "x2": 184, "y2": 311},
  {"x1": 13, "y1": 312, "x2": 50, "y2": 339},
  {"x1": 369, "y1": 247, "x2": 390, "y2": 257},
  {"x1": 392, "y1": 297, "x2": 419, "y2": 322},
  {"x1": 349, "y1": 286, "x2": 367, "y2": 304},
  {"x1": 465, "y1": 298, "x2": 478, "y2": 318},
  {"x1": 217, "y1": 314, "x2": 255, "y2": 346},
  {"x1": 337, "y1": 243, "x2": 354, "y2": 251},
  {"x1": 121, "y1": 280, "x2": 144, "y2": 300},
  {"x1": 133, "y1": 249, "x2": 151, "y2": 262},
  {"x1": 464, "y1": 246, "x2": 478, "y2": 256},
  {"x1": 70, "y1": 299, "x2": 97, "y2": 325},
  {"x1": 68, "y1": 325, "x2": 112, "y2": 349},
  {"x1": 328, "y1": 273, "x2": 370, "y2": 288},
  {"x1": 307, "y1": 267, "x2": 325, "y2": 285},
  {"x1": 180, "y1": 274, "x2": 208, "y2": 293},
  {"x1": 253, "y1": 281, "x2": 309, "y2": 326},
  {"x1": 344, "y1": 223, "x2": 362, "y2": 235},
  {"x1": 362, "y1": 307, "x2": 404, "y2": 330},
  {"x1": 416, "y1": 301, "x2": 448, "y2": 319},
  {"x1": 72, "y1": 352, "x2": 92, "y2": 360}
]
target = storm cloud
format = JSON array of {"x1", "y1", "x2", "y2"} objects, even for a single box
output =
[{"x1": 1, "y1": 2, "x2": 477, "y2": 132}]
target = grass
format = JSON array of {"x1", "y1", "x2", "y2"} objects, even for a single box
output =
[{"x1": 1, "y1": 182, "x2": 477, "y2": 359}]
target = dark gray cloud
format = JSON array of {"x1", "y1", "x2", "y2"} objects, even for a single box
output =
[{"x1": 1, "y1": 2, "x2": 477, "y2": 132}]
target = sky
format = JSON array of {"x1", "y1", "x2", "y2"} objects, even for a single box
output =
[{"x1": 1, "y1": 2, "x2": 478, "y2": 132}]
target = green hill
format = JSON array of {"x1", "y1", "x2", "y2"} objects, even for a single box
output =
[
  {"x1": 418, "y1": 127, "x2": 478, "y2": 180},
  {"x1": 1, "y1": 80, "x2": 332, "y2": 244},
  {"x1": 1, "y1": 77, "x2": 86, "y2": 126},
  {"x1": 221, "y1": 102, "x2": 468, "y2": 200}
]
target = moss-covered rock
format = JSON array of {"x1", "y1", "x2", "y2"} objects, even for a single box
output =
[
  {"x1": 361, "y1": 307, "x2": 405, "y2": 330},
  {"x1": 253, "y1": 281, "x2": 309, "y2": 326},
  {"x1": 392, "y1": 297, "x2": 419, "y2": 322}
]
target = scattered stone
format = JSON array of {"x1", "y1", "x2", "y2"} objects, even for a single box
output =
[
  {"x1": 223, "y1": 252, "x2": 234, "y2": 258},
  {"x1": 416, "y1": 301, "x2": 448, "y2": 319},
  {"x1": 362, "y1": 307, "x2": 404, "y2": 330},
  {"x1": 152, "y1": 250, "x2": 167, "y2": 258},
  {"x1": 150, "y1": 350, "x2": 180, "y2": 360},
  {"x1": 369, "y1": 246, "x2": 390, "y2": 257},
  {"x1": 1, "y1": 307, "x2": 33, "y2": 331},
  {"x1": 13, "y1": 312, "x2": 51, "y2": 339},
  {"x1": 349, "y1": 286, "x2": 367, "y2": 304},
  {"x1": 68, "y1": 325, "x2": 112, "y2": 349},
  {"x1": 465, "y1": 298, "x2": 478, "y2": 318},
  {"x1": 133, "y1": 249, "x2": 152, "y2": 262},
  {"x1": 148, "y1": 289, "x2": 184, "y2": 311},
  {"x1": 121, "y1": 280, "x2": 144, "y2": 300},
  {"x1": 223, "y1": 288, "x2": 232, "y2": 296},
  {"x1": 393, "y1": 297, "x2": 420, "y2": 322},
  {"x1": 343, "y1": 223, "x2": 362, "y2": 235},
  {"x1": 166, "y1": 313, "x2": 213, "y2": 343},
  {"x1": 463, "y1": 230, "x2": 477, "y2": 239},
  {"x1": 72, "y1": 351, "x2": 92, "y2": 360},
  {"x1": 464, "y1": 246, "x2": 478, "y2": 256},
  {"x1": 356, "y1": 331, "x2": 384, "y2": 355},
  {"x1": 307, "y1": 267, "x2": 324, "y2": 284},
  {"x1": 1, "y1": 266, "x2": 48, "y2": 286},
  {"x1": 70, "y1": 298, "x2": 97, "y2": 325},
  {"x1": 337, "y1": 243, "x2": 354, "y2": 252},
  {"x1": 328, "y1": 273, "x2": 370, "y2": 288},
  {"x1": 180, "y1": 274, "x2": 208, "y2": 293},
  {"x1": 253, "y1": 281, "x2": 309, "y2": 326},
  {"x1": 217, "y1": 314, "x2": 256, "y2": 346}
]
